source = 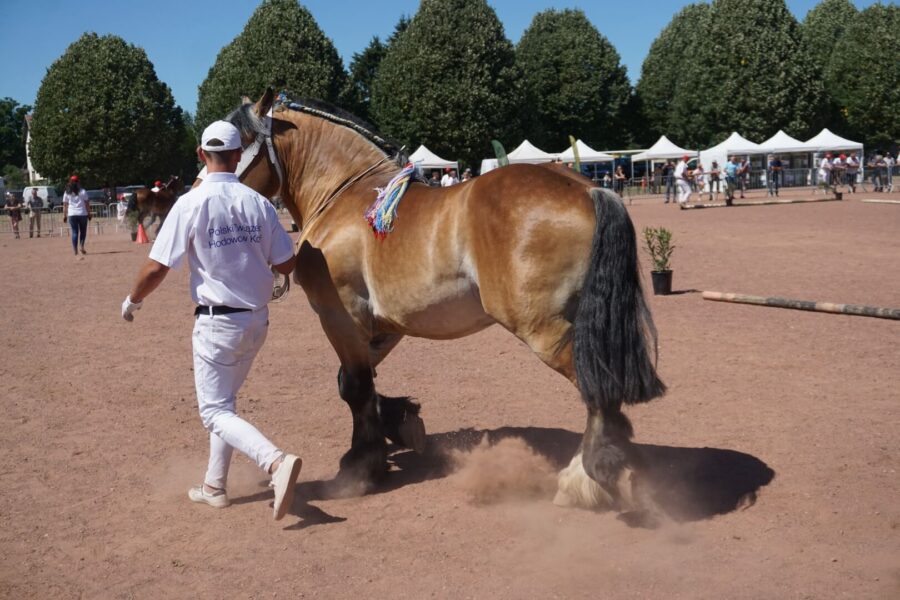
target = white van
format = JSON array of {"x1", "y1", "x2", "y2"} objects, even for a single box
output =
[{"x1": 22, "y1": 186, "x2": 61, "y2": 210}]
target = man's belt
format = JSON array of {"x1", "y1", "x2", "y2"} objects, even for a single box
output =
[{"x1": 195, "y1": 305, "x2": 252, "y2": 316}]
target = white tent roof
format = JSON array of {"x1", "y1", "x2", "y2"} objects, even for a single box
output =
[
  {"x1": 758, "y1": 130, "x2": 808, "y2": 154},
  {"x1": 409, "y1": 145, "x2": 458, "y2": 170},
  {"x1": 557, "y1": 139, "x2": 615, "y2": 163},
  {"x1": 632, "y1": 136, "x2": 697, "y2": 161},
  {"x1": 507, "y1": 140, "x2": 558, "y2": 164},
  {"x1": 802, "y1": 128, "x2": 863, "y2": 152},
  {"x1": 702, "y1": 132, "x2": 762, "y2": 155}
]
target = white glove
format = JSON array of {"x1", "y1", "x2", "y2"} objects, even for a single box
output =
[{"x1": 121, "y1": 296, "x2": 143, "y2": 322}]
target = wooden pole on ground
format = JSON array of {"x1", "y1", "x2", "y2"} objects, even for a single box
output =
[{"x1": 702, "y1": 291, "x2": 900, "y2": 321}]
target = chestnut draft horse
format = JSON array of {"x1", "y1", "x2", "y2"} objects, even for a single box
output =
[
  {"x1": 135, "y1": 175, "x2": 182, "y2": 235},
  {"x1": 203, "y1": 90, "x2": 666, "y2": 513}
]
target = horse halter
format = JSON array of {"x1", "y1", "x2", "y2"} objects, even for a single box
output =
[{"x1": 197, "y1": 109, "x2": 285, "y2": 193}]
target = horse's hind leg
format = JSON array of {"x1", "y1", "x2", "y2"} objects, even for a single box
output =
[{"x1": 510, "y1": 318, "x2": 639, "y2": 512}]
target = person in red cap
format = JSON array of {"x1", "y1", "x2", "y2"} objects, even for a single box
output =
[
  {"x1": 832, "y1": 153, "x2": 847, "y2": 189},
  {"x1": 63, "y1": 175, "x2": 91, "y2": 255},
  {"x1": 441, "y1": 167, "x2": 459, "y2": 187},
  {"x1": 151, "y1": 180, "x2": 163, "y2": 193}
]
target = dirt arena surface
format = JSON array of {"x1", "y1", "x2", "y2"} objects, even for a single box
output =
[{"x1": 1, "y1": 192, "x2": 898, "y2": 599}]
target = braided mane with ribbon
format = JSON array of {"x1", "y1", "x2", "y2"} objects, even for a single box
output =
[{"x1": 365, "y1": 162, "x2": 416, "y2": 240}]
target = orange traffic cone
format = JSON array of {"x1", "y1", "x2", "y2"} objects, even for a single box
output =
[{"x1": 135, "y1": 223, "x2": 150, "y2": 244}]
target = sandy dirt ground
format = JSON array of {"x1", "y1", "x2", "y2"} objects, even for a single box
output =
[{"x1": 1, "y1": 190, "x2": 898, "y2": 599}]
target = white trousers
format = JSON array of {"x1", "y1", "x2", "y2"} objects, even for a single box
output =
[
  {"x1": 676, "y1": 179, "x2": 692, "y2": 204},
  {"x1": 192, "y1": 308, "x2": 281, "y2": 489}
]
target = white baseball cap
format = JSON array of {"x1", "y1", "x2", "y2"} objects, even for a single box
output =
[{"x1": 200, "y1": 121, "x2": 242, "y2": 151}]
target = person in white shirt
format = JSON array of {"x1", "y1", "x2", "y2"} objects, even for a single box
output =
[
  {"x1": 25, "y1": 187, "x2": 42, "y2": 238},
  {"x1": 62, "y1": 175, "x2": 91, "y2": 255},
  {"x1": 150, "y1": 180, "x2": 162, "y2": 193},
  {"x1": 844, "y1": 152, "x2": 859, "y2": 193},
  {"x1": 121, "y1": 121, "x2": 302, "y2": 520},
  {"x1": 818, "y1": 153, "x2": 833, "y2": 194},
  {"x1": 440, "y1": 168, "x2": 459, "y2": 187},
  {"x1": 674, "y1": 155, "x2": 692, "y2": 207}
]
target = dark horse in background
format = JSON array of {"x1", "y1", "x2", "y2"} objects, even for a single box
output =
[
  {"x1": 134, "y1": 175, "x2": 182, "y2": 236},
  {"x1": 202, "y1": 89, "x2": 666, "y2": 515}
]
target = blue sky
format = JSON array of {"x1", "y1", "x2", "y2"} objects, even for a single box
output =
[{"x1": 0, "y1": 0, "x2": 880, "y2": 114}]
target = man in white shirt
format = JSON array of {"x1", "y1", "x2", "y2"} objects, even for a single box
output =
[
  {"x1": 845, "y1": 152, "x2": 859, "y2": 193},
  {"x1": 674, "y1": 155, "x2": 692, "y2": 208},
  {"x1": 440, "y1": 168, "x2": 459, "y2": 187},
  {"x1": 818, "y1": 153, "x2": 833, "y2": 194},
  {"x1": 121, "y1": 121, "x2": 302, "y2": 521}
]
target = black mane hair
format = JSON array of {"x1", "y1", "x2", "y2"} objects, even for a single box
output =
[{"x1": 226, "y1": 96, "x2": 405, "y2": 163}]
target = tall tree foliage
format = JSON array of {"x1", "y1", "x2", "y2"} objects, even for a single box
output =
[
  {"x1": 371, "y1": 0, "x2": 521, "y2": 169},
  {"x1": 825, "y1": 4, "x2": 900, "y2": 148},
  {"x1": 30, "y1": 33, "x2": 186, "y2": 188},
  {"x1": 640, "y1": 0, "x2": 823, "y2": 148},
  {"x1": 341, "y1": 16, "x2": 410, "y2": 124},
  {"x1": 196, "y1": 0, "x2": 346, "y2": 130},
  {"x1": 801, "y1": 0, "x2": 858, "y2": 74},
  {"x1": 635, "y1": 4, "x2": 709, "y2": 144},
  {"x1": 516, "y1": 9, "x2": 631, "y2": 150},
  {"x1": 0, "y1": 98, "x2": 30, "y2": 169}
]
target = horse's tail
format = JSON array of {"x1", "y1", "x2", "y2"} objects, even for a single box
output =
[{"x1": 573, "y1": 188, "x2": 666, "y2": 414}]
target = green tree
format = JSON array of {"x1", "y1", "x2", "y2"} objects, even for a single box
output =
[
  {"x1": 341, "y1": 16, "x2": 411, "y2": 124},
  {"x1": 667, "y1": 0, "x2": 824, "y2": 147},
  {"x1": 635, "y1": 3, "x2": 709, "y2": 144},
  {"x1": 801, "y1": 0, "x2": 858, "y2": 74},
  {"x1": 516, "y1": 9, "x2": 631, "y2": 150},
  {"x1": 825, "y1": 4, "x2": 900, "y2": 147},
  {"x1": 30, "y1": 33, "x2": 186, "y2": 189},
  {"x1": 2, "y1": 164, "x2": 28, "y2": 189},
  {"x1": 196, "y1": 0, "x2": 346, "y2": 130},
  {"x1": 0, "y1": 98, "x2": 31, "y2": 168},
  {"x1": 371, "y1": 0, "x2": 521, "y2": 169}
]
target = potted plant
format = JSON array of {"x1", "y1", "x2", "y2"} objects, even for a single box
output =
[{"x1": 642, "y1": 226, "x2": 675, "y2": 295}]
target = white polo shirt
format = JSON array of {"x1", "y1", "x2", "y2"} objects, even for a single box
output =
[{"x1": 149, "y1": 172, "x2": 294, "y2": 310}]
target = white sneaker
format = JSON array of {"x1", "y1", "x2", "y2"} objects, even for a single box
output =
[
  {"x1": 271, "y1": 454, "x2": 302, "y2": 521},
  {"x1": 188, "y1": 485, "x2": 230, "y2": 509}
]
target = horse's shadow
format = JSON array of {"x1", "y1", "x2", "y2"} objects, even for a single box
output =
[{"x1": 234, "y1": 426, "x2": 774, "y2": 528}]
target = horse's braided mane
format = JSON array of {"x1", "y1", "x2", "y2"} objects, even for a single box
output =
[{"x1": 226, "y1": 96, "x2": 406, "y2": 164}]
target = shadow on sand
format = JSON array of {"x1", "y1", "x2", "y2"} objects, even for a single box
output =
[{"x1": 233, "y1": 426, "x2": 774, "y2": 529}]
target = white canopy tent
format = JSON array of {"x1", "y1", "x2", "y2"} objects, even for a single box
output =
[
  {"x1": 507, "y1": 140, "x2": 559, "y2": 164},
  {"x1": 408, "y1": 145, "x2": 458, "y2": 171},
  {"x1": 758, "y1": 130, "x2": 808, "y2": 154},
  {"x1": 802, "y1": 128, "x2": 863, "y2": 153},
  {"x1": 631, "y1": 136, "x2": 697, "y2": 162},
  {"x1": 557, "y1": 139, "x2": 615, "y2": 163},
  {"x1": 699, "y1": 132, "x2": 763, "y2": 170}
]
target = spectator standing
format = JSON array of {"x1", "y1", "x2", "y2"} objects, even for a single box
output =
[
  {"x1": 674, "y1": 155, "x2": 692, "y2": 208},
  {"x1": 602, "y1": 172, "x2": 612, "y2": 188},
  {"x1": 661, "y1": 159, "x2": 675, "y2": 203},
  {"x1": 738, "y1": 158, "x2": 749, "y2": 199},
  {"x1": 614, "y1": 165, "x2": 626, "y2": 195},
  {"x1": 151, "y1": 180, "x2": 163, "y2": 193},
  {"x1": 429, "y1": 171, "x2": 441, "y2": 187},
  {"x1": 767, "y1": 154, "x2": 783, "y2": 197},
  {"x1": 461, "y1": 168, "x2": 473, "y2": 182},
  {"x1": 693, "y1": 163, "x2": 706, "y2": 198},
  {"x1": 885, "y1": 152, "x2": 895, "y2": 192},
  {"x1": 5, "y1": 192, "x2": 22, "y2": 239},
  {"x1": 724, "y1": 156, "x2": 740, "y2": 206},
  {"x1": 441, "y1": 168, "x2": 459, "y2": 187},
  {"x1": 25, "y1": 187, "x2": 42, "y2": 238},
  {"x1": 652, "y1": 163, "x2": 662, "y2": 195},
  {"x1": 818, "y1": 153, "x2": 834, "y2": 194},
  {"x1": 708, "y1": 160, "x2": 722, "y2": 202},
  {"x1": 832, "y1": 154, "x2": 847, "y2": 189},
  {"x1": 63, "y1": 175, "x2": 91, "y2": 255},
  {"x1": 845, "y1": 152, "x2": 860, "y2": 193}
]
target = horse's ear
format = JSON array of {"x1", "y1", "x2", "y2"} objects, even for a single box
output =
[{"x1": 254, "y1": 88, "x2": 275, "y2": 118}]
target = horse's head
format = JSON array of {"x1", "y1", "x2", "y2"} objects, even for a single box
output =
[
  {"x1": 164, "y1": 175, "x2": 182, "y2": 192},
  {"x1": 191, "y1": 89, "x2": 285, "y2": 200}
]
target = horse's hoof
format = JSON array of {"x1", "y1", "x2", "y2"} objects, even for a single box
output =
[
  {"x1": 338, "y1": 441, "x2": 388, "y2": 488},
  {"x1": 398, "y1": 413, "x2": 426, "y2": 454}
]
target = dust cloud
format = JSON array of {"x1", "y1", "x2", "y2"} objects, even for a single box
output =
[{"x1": 449, "y1": 436, "x2": 556, "y2": 504}]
